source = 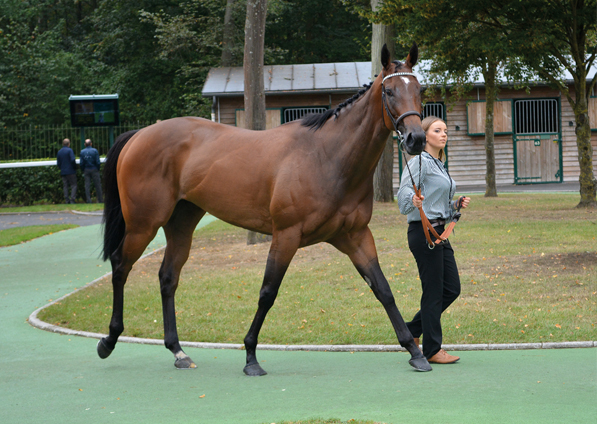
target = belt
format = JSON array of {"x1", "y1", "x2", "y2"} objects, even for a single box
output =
[{"x1": 428, "y1": 218, "x2": 446, "y2": 228}]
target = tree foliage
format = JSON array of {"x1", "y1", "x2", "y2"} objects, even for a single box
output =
[
  {"x1": 372, "y1": 0, "x2": 596, "y2": 206},
  {"x1": 0, "y1": 0, "x2": 371, "y2": 129}
]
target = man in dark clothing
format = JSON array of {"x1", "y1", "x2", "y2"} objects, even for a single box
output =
[
  {"x1": 80, "y1": 139, "x2": 103, "y2": 203},
  {"x1": 56, "y1": 138, "x2": 77, "y2": 204}
]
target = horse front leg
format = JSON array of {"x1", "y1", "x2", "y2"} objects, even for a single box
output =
[
  {"x1": 330, "y1": 227, "x2": 432, "y2": 372},
  {"x1": 243, "y1": 229, "x2": 300, "y2": 376}
]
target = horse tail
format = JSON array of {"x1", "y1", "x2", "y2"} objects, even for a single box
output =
[{"x1": 101, "y1": 130, "x2": 139, "y2": 261}]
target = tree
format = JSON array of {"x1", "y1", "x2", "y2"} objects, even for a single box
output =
[
  {"x1": 266, "y1": 0, "x2": 371, "y2": 64},
  {"x1": 373, "y1": 1, "x2": 533, "y2": 198},
  {"x1": 371, "y1": 0, "x2": 396, "y2": 202},
  {"x1": 481, "y1": 0, "x2": 597, "y2": 208},
  {"x1": 221, "y1": 0, "x2": 238, "y2": 66},
  {"x1": 244, "y1": 0, "x2": 270, "y2": 245}
]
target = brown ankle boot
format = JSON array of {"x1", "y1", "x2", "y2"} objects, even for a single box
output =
[
  {"x1": 428, "y1": 349, "x2": 460, "y2": 364},
  {"x1": 414, "y1": 338, "x2": 420, "y2": 347}
]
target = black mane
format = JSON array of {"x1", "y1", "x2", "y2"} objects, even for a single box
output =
[
  {"x1": 300, "y1": 61, "x2": 404, "y2": 131},
  {"x1": 300, "y1": 81, "x2": 374, "y2": 131}
]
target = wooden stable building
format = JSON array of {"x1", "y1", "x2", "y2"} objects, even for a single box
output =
[{"x1": 202, "y1": 62, "x2": 597, "y2": 190}]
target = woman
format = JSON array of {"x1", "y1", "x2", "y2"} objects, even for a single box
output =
[{"x1": 397, "y1": 116, "x2": 470, "y2": 365}]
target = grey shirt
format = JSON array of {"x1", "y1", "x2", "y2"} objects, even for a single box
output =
[{"x1": 397, "y1": 151, "x2": 457, "y2": 223}]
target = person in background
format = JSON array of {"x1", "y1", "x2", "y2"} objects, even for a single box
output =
[
  {"x1": 397, "y1": 116, "x2": 470, "y2": 366},
  {"x1": 80, "y1": 138, "x2": 103, "y2": 203},
  {"x1": 56, "y1": 138, "x2": 77, "y2": 204}
]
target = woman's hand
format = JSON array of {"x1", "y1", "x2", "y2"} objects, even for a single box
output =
[
  {"x1": 413, "y1": 193, "x2": 424, "y2": 208},
  {"x1": 457, "y1": 196, "x2": 471, "y2": 209}
]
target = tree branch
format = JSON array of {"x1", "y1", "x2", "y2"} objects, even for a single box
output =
[{"x1": 550, "y1": 49, "x2": 578, "y2": 82}]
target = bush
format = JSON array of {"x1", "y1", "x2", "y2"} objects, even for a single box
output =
[{"x1": 0, "y1": 165, "x2": 102, "y2": 206}]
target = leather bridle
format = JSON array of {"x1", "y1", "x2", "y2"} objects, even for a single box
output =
[
  {"x1": 381, "y1": 71, "x2": 422, "y2": 140},
  {"x1": 381, "y1": 71, "x2": 464, "y2": 249}
]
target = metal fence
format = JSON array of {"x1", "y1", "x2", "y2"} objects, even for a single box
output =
[{"x1": 0, "y1": 122, "x2": 150, "y2": 162}]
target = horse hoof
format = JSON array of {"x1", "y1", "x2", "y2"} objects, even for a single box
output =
[
  {"x1": 174, "y1": 356, "x2": 197, "y2": 369},
  {"x1": 409, "y1": 356, "x2": 432, "y2": 372},
  {"x1": 97, "y1": 338, "x2": 114, "y2": 359},
  {"x1": 243, "y1": 363, "x2": 267, "y2": 376}
]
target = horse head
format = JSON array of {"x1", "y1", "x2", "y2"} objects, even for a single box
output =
[{"x1": 380, "y1": 43, "x2": 426, "y2": 156}]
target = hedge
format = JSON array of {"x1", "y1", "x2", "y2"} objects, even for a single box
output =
[{"x1": 0, "y1": 165, "x2": 102, "y2": 206}]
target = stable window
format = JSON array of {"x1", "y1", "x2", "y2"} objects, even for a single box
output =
[
  {"x1": 282, "y1": 107, "x2": 328, "y2": 123},
  {"x1": 422, "y1": 102, "x2": 445, "y2": 120},
  {"x1": 467, "y1": 100, "x2": 513, "y2": 135},
  {"x1": 514, "y1": 99, "x2": 559, "y2": 134}
]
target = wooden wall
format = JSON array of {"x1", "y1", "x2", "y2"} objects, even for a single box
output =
[
  {"x1": 393, "y1": 85, "x2": 597, "y2": 191},
  {"x1": 216, "y1": 93, "x2": 348, "y2": 126},
  {"x1": 589, "y1": 97, "x2": 597, "y2": 129},
  {"x1": 235, "y1": 109, "x2": 282, "y2": 129},
  {"x1": 215, "y1": 86, "x2": 597, "y2": 191}
]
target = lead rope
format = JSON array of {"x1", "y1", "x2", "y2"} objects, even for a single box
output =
[{"x1": 400, "y1": 142, "x2": 464, "y2": 249}]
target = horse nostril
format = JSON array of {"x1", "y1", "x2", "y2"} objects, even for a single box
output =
[{"x1": 405, "y1": 131, "x2": 426, "y2": 155}]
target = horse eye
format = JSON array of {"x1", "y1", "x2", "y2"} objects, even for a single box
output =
[{"x1": 385, "y1": 88, "x2": 394, "y2": 96}]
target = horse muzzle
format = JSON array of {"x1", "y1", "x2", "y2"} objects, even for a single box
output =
[{"x1": 403, "y1": 129, "x2": 426, "y2": 156}]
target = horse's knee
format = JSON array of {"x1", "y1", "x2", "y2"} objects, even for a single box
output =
[
  {"x1": 258, "y1": 286, "x2": 278, "y2": 309},
  {"x1": 378, "y1": 292, "x2": 396, "y2": 308},
  {"x1": 159, "y1": 268, "x2": 179, "y2": 298}
]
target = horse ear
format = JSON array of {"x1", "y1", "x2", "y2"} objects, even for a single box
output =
[
  {"x1": 405, "y1": 42, "x2": 419, "y2": 68},
  {"x1": 381, "y1": 43, "x2": 391, "y2": 70}
]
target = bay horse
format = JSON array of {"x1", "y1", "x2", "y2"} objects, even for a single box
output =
[{"x1": 98, "y1": 43, "x2": 432, "y2": 374}]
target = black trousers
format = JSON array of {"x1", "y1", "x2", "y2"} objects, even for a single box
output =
[
  {"x1": 61, "y1": 174, "x2": 77, "y2": 204},
  {"x1": 406, "y1": 221, "x2": 461, "y2": 359},
  {"x1": 84, "y1": 169, "x2": 103, "y2": 203}
]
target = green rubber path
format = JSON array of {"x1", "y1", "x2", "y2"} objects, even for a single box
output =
[{"x1": 1, "y1": 223, "x2": 595, "y2": 424}]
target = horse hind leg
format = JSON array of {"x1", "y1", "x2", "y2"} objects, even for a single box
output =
[
  {"x1": 158, "y1": 200, "x2": 206, "y2": 369},
  {"x1": 97, "y1": 229, "x2": 158, "y2": 360}
]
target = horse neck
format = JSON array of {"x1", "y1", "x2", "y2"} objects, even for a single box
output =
[{"x1": 321, "y1": 83, "x2": 391, "y2": 181}]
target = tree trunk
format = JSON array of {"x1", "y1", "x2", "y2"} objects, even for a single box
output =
[
  {"x1": 244, "y1": 0, "x2": 271, "y2": 244},
  {"x1": 371, "y1": 0, "x2": 395, "y2": 202},
  {"x1": 482, "y1": 61, "x2": 498, "y2": 197},
  {"x1": 558, "y1": 65, "x2": 596, "y2": 208},
  {"x1": 573, "y1": 102, "x2": 597, "y2": 208},
  {"x1": 221, "y1": 0, "x2": 237, "y2": 67}
]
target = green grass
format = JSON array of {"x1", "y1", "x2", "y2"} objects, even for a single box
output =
[
  {"x1": 0, "y1": 203, "x2": 104, "y2": 213},
  {"x1": 0, "y1": 224, "x2": 79, "y2": 246},
  {"x1": 38, "y1": 193, "x2": 596, "y2": 345}
]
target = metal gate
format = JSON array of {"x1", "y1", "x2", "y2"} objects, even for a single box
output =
[
  {"x1": 283, "y1": 107, "x2": 328, "y2": 123},
  {"x1": 513, "y1": 99, "x2": 562, "y2": 184}
]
